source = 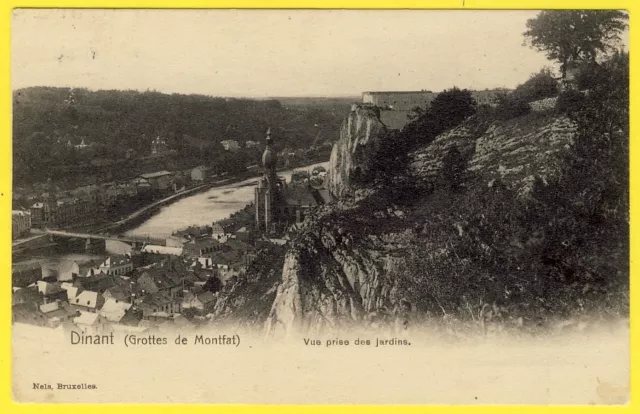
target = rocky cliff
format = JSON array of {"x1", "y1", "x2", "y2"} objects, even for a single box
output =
[
  {"x1": 325, "y1": 105, "x2": 388, "y2": 198},
  {"x1": 214, "y1": 106, "x2": 626, "y2": 339},
  {"x1": 409, "y1": 112, "x2": 577, "y2": 197}
]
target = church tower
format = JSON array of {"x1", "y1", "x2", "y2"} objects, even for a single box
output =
[{"x1": 255, "y1": 128, "x2": 280, "y2": 234}]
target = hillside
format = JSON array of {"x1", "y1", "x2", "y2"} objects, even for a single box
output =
[
  {"x1": 12, "y1": 87, "x2": 345, "y2": 186},
  {"x1": 212, "y1": 55, "x2": 629, "y2": 339}
]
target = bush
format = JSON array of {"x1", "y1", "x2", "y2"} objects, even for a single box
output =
[
  {"x1": 513, "y1": 68, "x2": 559, "y2": 102},
  {"x1": 493, "y1": 92, "x2": 531, "y2": 120},
  {"x1": 429, "y1": 87, "x2": 478, "y2": 131}
]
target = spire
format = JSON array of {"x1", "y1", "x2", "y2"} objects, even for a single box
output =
[{"x1": 262, "y1": 126, "x2": 277, "y2": 170}]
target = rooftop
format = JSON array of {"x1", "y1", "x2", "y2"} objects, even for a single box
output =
[
  {"x1": 196, "y1": 291, "x2": 216, "y2": 305},
  {"x1": 74, "y1": 311, "x2": 100, "y2": 326},
  {"x1": 284, "y1": 186, "x2": 318, "y2": 207},
  {"x1": 70, "y1": 290, "x2": 103, "y2": 309},
  {"x1": 101, "y1": 255, "x2": 132, "y2": 268},
  {"x1": 140, "y1": 170, "x2": 173, "y2": 179}
]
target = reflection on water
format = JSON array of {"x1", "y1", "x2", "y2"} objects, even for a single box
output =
[
  {"x1": 125, "y1": 162, "x2": 329, "y2": 240},
  {"x1": 15, "y1": 252, "x2": 104, "y2": 268}
]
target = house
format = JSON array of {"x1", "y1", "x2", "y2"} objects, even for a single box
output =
[
  {"x1": 118, "y1": 307, "x2": 144, "y2": 327},
  {"x1": 182, "y1": 238, "x2": 219, "y2": 258},
  {"x1": 12, "y1": 210, "x2": 31, "y2": 239},
  {"x1": 130, "y1": 177, "x2": 152, "y2": 193},
  {"x1": 220, "y1": 140, "x2": 240, "y2": 152},
  {"x1": 191, "y1": 165, "x2": 210, "y2": 182},
  {"x1": 74, "y1": 273, "x2": 121, "y2": 293},
  {"x1": 39, "y1": 300, "x2": 78, "y2": 325},
  {"x1": 69, "y1": 290, "x2": 105, "y2": 313},
  {"x1": 183, "y1": 291, "x2": 216, "y2": 313},
  {"x1": 62, "y1": 284, "x2": 79, "y2": 302},
  {"x1": 83, "y1": 267, "x2": 107, "y2": 278},
  {"x1": 103, "y1": 282, "x2": 135, "y2": 303},
  {"x1": 29, "y1": 199, "x2": 59, "y2": 228},
  {"x1": 36, "y1": 281, "x2": 68, "y2": 303},
  {"x1": 139, "y1": 171, "x2": 173, "y2": 191},
  {"x1": 98, "y1": 255, "x2": 134, "y2": 276},
  {"x1": 98, "y1": 298, "x2": 133, "y2": 323},
  {"x1": 209, "y1": 240, "x2": 254, "y2": 279},
  {"x1": 136, "y1": 268, "x2": 184, "y2": 298},
  {"x1": 29, "y1": 202, "x2": 44, "y2": 228},
  {"x1": 191, "y1": 256, "x2": 215, "y2": 270},
  {"x1": 138, "y1": 291, "x2": 182, "y2": 318},
  {"x1": 73, "y1": 311, "x2": 110, "y2": 335}
]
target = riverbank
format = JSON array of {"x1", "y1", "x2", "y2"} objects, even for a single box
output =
[
  {"x1": 73, "y1": 158, "x2": 330, "y2": 236},
  {"x1": 12, "y1": 158, "x2": 330, "y2": 262},
  {"x1": 123, "y1": 160, "x2": 331, "y2": 239}
]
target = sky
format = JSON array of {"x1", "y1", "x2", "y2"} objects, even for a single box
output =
[{"x1": 11, "y1": 9, "x2": 628, "y2": 98}]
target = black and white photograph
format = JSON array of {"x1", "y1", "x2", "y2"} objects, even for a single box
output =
[{"x1": 10, "y1": 9, "x2": 630, "y2": 404}]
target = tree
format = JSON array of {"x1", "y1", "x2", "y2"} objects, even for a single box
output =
[
  {"x1": 429, "y1": 87, "x2": 477, "y2": 131},
  {"x1": 204, "y1": 276, "x2": 222, "y2": 293},
  {"x1": 513, "y1": 68, "x2": 559, "y2": 102},
  {"x1": 523, "y1": 10, "x2": 628, "y2": 78}
]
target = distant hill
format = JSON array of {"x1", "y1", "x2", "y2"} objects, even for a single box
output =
[
  {"x1": 268, "y1": 96, "x2": 358, "y2": 112},
  {"x1": 12, "y1": 87, "x2": 344, "y2": 185}
]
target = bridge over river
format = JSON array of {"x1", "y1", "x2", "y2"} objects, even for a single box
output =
[{"x1": 43, "y1": 229, "x2": 166, "y2": 246}]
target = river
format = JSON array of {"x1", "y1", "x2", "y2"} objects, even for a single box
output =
[
  {"x1": 124, "y1": 161, "x2": 330, "y2": 239},
  {"x1": 12, "y1": 161, "x2": 329, "y2": 269}
]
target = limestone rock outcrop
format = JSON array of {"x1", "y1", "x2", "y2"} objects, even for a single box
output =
[
  {"x1": 325, "y1": 104, "x2": 388, "y2": 198},
  {"x1": 409, "y1": 113, "x2": 577, "y2": 197},
  {"x1": 219, "y1": 110, "x2": 582, "y2": 339}
]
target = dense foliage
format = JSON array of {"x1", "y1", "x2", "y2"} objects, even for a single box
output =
[
  {"x1": 492, "y1": 92, "x2": 531, "y2": 120},
  {"x1": 395, "y1": 52, "x2": 629, "y2": 325},
  {"x1": 524, "y1": 10, "x2": 628, "y2": 78},
  {"x1": 512, "y1": 68, "x2": 559, "y2": 102},
  {"x1": 13, "y1": 87, "x2": 345, "y2": 186},
  {"x1": 369, "y1": 87, "x2": 478, "y2": 183}
]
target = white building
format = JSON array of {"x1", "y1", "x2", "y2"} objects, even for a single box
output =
[
  {"x1": 98, "y1": 255, "x2": 134, "y2": 276},
  {"x1": 12, "y1": 210, "x2": 31, "y2": 239},
  {"x1": 221, "y1": 140, "x2": 240, "y2": 152},
  {"x1": 73, "y1": 312, "x2": 109, "y2": 335}
]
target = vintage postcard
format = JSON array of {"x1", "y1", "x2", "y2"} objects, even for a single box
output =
[{"x1": 9, "y1": 7, "x2": 631, "y2": 405}]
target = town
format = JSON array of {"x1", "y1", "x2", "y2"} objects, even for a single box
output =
[
  {"x1": 10, "y1": 87, "x2": 513, "y2": 337},
  {"x1": 12, "y1": 126, "x2": 331, "y2": 336}
]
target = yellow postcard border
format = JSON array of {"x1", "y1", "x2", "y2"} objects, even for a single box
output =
[{"x1": 1, "y1": 0, "x2": 635, "y2": 412}]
